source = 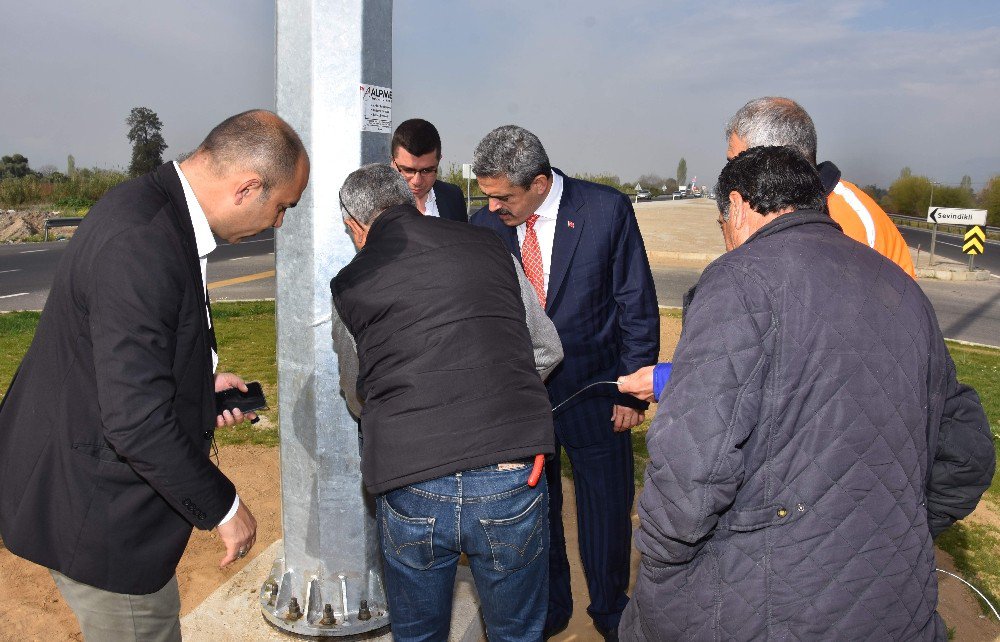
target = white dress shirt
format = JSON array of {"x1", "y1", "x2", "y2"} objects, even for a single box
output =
[
  {"x1": 422, "y1": 184, "x2": 440, "y2": 218},
  {"x1": 173, "y1": 162, "x2": 239, "y2": 526},
  {"x1": 516, "y1": 171, "x2": 563, "y2": 295}
]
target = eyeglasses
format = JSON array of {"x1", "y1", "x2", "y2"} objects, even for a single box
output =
[{"x1": 393, "y1": 162, "x2": 438, "y2": 178}]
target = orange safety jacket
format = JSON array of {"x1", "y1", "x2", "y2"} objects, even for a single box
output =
[{"x1": 820, "y1": 162, "x2": 915, "y2": 278}]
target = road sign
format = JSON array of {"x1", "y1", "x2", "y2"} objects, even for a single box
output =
[
  {"x1": 963, "y1": 226, "x2": 986, "y2": 255},
  {"x1": 927, "y1": 207, "x2": 987, "y2": 226},
  {"x1": 462, "y1": 163, "x2": 475, "y2": 179}
]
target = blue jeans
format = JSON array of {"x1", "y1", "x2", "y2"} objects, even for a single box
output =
[{"x1": 377, "y1": 462, "x2": 549, "y2": 642}]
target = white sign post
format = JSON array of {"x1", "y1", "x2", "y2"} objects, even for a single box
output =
[
  {"x1": 462, "y1": 163, "x2": 475, "y2": 212},
  {"x1": 927, "y1": 207, "x2": 987, "y2": 266}
]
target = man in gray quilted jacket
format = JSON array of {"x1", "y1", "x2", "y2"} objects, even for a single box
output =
[{"x1": 620, "y1": 146, "x2": 994, "y2": 641}]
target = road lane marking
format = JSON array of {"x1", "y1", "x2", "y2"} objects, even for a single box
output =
[
  {"x1": 208, "y1": 270, "x2": 275, "y2": 291},
  {"x1": 0, "y1": 269, "x2": 21, "y2": 274},
  {"x1": 19, "y1": 249, "x2": 49, "y2": 254},
  {"x1": 226, "y1": 238, "x2": 273, "y2": 245},
  {"x1": 228, "y1": 256, "x2": 252, "y2": 261},
  {"x1": 0, "y1": 292, "x2": 29, "y2": 299}
]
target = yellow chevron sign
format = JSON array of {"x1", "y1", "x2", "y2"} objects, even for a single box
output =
[{"x1": 963, "y1": 226, "x2": 985, "y2": 255}]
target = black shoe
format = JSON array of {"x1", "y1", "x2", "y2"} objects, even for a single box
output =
[{"x1": 543, "y1": 618, "x2": 570, "y2": 640}]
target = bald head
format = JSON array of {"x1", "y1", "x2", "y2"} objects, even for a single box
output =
[
  {"x1": 725, "y1": 97, "x2": 817, "y2": 165},
  {"x1": 194, "y1": 109, "x2": 307, "y2": 197}
]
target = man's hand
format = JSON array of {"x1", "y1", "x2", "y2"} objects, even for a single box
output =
[
  {"x1": 217, "y1": 501, "x2": 257, "y2": 568},
  {"x1": 214, "y1": 372, "x2": 258, "y2": 427},
  {"x1": 611, "y1": 404, "x2": 644, "y2": 432},
  {"x1": 617, "y1": 365, "x2": 656, "y2": 402}
]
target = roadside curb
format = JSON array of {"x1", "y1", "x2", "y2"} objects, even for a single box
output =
[
  {"x1": 915, "y1": 268, "x2": 991, "y2": 281},
  {"x1": 945, "y1": 338, "x2": 1000, "y2": 351},
  {"x1": 647, "y1": 250, "x2": 722, "y2": 264}
]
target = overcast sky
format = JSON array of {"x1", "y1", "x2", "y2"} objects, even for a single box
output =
[{"x1": 1, "y1": 0, "x2": 998, "y2": 189}]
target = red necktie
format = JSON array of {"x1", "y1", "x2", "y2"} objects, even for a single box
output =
[{"x1": 522, "y1": 214, "x2": 545, "y2": 307}]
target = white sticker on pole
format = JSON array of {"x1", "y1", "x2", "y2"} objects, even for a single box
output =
[
  {"x1": 360, "y1": 84, "x2": 392, "y2": 133},
  {"x1": 927, "y1": 207, "x2": 987, "y2": 226}
]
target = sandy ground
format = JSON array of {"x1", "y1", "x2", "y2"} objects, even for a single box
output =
[{"x1": 2, "y1": 318, "x2": 998, "y2": 641}]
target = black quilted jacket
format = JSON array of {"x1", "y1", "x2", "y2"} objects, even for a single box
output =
[{"x1": 621, "y1": 210, "x2": 994, "y2": 641}]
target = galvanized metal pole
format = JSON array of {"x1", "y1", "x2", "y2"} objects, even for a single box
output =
[
  {"x1": 263, "y1": 0, "x2": 392, "y2": 636},
  {"x1": 929, "y1": 223, "x2": 938, "y2": 266}
]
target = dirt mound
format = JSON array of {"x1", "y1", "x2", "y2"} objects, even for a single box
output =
[{"x1": 0, "y1": 210, "x2": 74, "y2": 242}]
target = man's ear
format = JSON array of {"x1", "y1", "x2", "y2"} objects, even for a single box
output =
[
  {"x1": 345, "y1": 216, "x2": 368, "y2": 249},
  {"x1": 530, "y1": 174, "x2": 549, "y2": 196},
  {"x1": 729, "y1": 191, "x2": 750, "y2": 228},
  {"x1": 233, "y1": 176, "x2": 263, "y2": 206}
]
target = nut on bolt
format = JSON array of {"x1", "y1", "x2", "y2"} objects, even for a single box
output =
[
  {"x1": 263, "y1": 580, "x2": 278, "y2": 606},
  {"x1": 319, "y1": 603, "x2": 336, "y2": 626},
  {"x1": 286, "y1": 596, "x2": 303, "y2": 621},
  {"x1": 358, "y1": 599, "x2": 372, "y2": 621}
]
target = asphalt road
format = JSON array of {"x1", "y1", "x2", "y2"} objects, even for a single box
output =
[
  {"x1": 0, "y1": 228, "x2": 276, "y2": 311},
  {"x1": 3, "y1": 228, "x2": 997, "y2": 347},
  {"x1": 651, "y1": 262, "x2": 1000, "y2": 347},
  {"x1": 899, "y1": 225, "x2": 999, "y2": 275}
]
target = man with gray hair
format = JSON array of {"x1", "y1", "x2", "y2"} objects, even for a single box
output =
[
  {"x1": 725, "y1": 97, "x2": 915, "y2": 277},
  {"x1": 330, "y1": 163, "x2": 563, "y2": 641},
  {"x1": 470, "y1": 125, "x2": 659, "y2": 640}
]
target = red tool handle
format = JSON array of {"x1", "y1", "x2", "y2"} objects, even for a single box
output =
[{"x1": 527, "y1": 454, "x2": 545, "y2": 487}]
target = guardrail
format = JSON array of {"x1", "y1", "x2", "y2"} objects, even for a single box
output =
[
  {"x1": 888, "y1": 213, "x2": 1000, "y2": 241},
  {"x1": 43, "y1": 216, "x2": 85, "y2": 241}
]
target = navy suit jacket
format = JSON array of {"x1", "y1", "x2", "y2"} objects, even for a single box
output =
[
  {"x1": 471, "y1": 170, "x2": 659, "y2": 446},
  {"x1": 433, "y1": 180, "x2": 468, "y2": 223}
]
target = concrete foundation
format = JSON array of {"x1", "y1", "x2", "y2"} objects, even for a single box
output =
[{"x1": 182, "y1": 540, "x2": 485, "y2": 641}]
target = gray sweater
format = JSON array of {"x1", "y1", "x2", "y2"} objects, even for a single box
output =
[{"x1": 332, "y1": 255, "x2": 563, "y2": 419}]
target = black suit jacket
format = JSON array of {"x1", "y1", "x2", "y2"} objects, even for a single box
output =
[
  {"x1": 0, "y1": 163, "x2": 235, "y2": 594},
  {"x1": 471, "y1": 170, "x2": 659, "y2": 446},
  {"x1": 432, "y1": 180, "x2": 468, "y2": 223}
]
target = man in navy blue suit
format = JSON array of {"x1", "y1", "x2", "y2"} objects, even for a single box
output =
[{"x1": 470, "y1": 125, "x2": 659, "y2": 640}]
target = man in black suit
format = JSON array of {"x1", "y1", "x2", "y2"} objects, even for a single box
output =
[
  {"x1": 391, "y1": 118, "x2": 467, "y2": 222},
  {"x1": 470, "y1": 125, "x2": 659, "y2": 640},
  {"x1": 0, "y1": 110, "x2": 309, "y2": 640}
]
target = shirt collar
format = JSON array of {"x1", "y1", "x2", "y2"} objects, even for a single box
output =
[
  {"x1": 425, "y1": 184, "x2": 437, "y2": 206},
  {"x1": 534, "y1": 171, "x2": 563, "y2": 221},
  {"x1": 173, "y1": 161, "x2": 217, "y2": 259}
]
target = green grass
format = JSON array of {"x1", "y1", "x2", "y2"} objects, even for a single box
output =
[
  {"x1": 0, "y1": 303, "x2": 279, "y2": 446},
  {"x1": 208, "y1": 301, "x2": 279, "y2": 447},
  {"x1": 937, "y1": 523, "x2": 1000, "y2": 617},
  {"x1": 935, "y1": 341, "x2": 1000, "y2": 616},
  {"x1": 0, "y1": 311, "x2": 39, "y2": 398},
  {"x1": 946, "y1": 341, "x2": 1000, "y2": 501}
]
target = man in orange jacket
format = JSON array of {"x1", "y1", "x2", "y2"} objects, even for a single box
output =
[{"x1": 725, "y1": 97, "x2": 915, "y2": 277}]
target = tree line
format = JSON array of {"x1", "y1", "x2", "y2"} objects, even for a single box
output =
[
  {"x1": 4, "y1": 110, "x2": 999, "y2": 227},
  {"x1": 0, "y1": 107, "x2": 165, "y2": 209},
  {"x1": 863, "y1": 167, "x2": 1000, "y2": 227}
]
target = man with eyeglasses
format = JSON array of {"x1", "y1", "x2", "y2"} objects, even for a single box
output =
[{"x1": 391, "y1": 118, "x2": 468, "y2": 222}]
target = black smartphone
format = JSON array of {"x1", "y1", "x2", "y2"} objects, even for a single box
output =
[{"x1": 215, "y1": 381, "x2": 268, "y2": 415}]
